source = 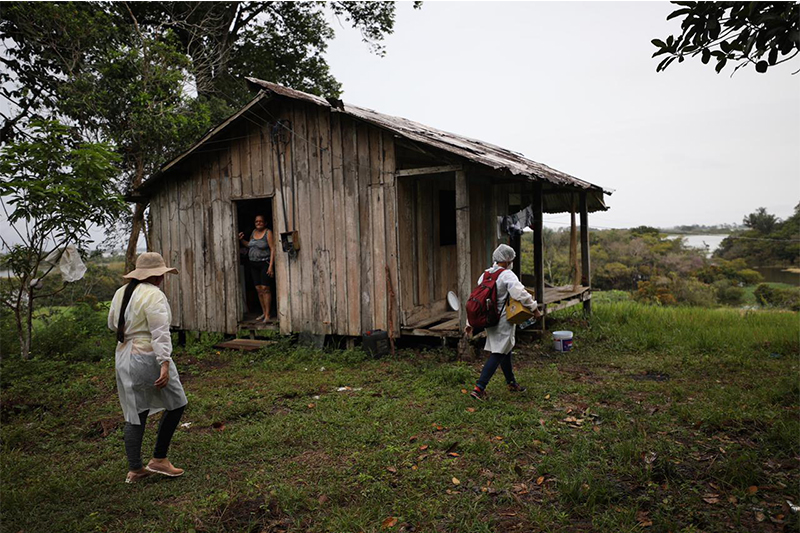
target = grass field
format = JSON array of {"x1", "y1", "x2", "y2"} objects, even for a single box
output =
[{"x1": 1, "y1": 302, "x2": 798, "y2": 532}]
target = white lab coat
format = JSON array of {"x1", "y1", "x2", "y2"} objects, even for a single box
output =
[
  {"x1": 477, "y1": 265, "x2": 538, "y2": 355},
  {"x1": 108, "y1": 283, "x2": 187, "y2": 425}
]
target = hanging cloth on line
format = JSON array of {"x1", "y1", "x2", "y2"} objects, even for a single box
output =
[{"x1": 497, "y1": 205, "x2": 534, "y2": 239}]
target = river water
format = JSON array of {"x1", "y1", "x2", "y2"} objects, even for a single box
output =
[
  {"x1": 666, "y1": 234, "x2": 729, "y2": 255},
  {"x1": 666, "y1": 234, "x2": 799, "y2": 286}
]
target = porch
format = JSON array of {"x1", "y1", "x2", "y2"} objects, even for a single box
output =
[{"x1": 400, "y1": 284, "x2": 592, "y2": 338}]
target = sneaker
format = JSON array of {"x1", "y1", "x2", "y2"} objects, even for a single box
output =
[
  {"x1": 507, "y1": 382, "x2": 527, "y2": 392},
  {"x1": 470, "y1": 387, "x2": 487, "y2": 401},
  {"x1": 145, "y1": 459, "x2": 184, "y2": 477},
  {"x1": 125, "y1": 469, "x2": 151, "y2": 484}
]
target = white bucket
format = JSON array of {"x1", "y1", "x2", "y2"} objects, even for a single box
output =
[{"x1": 553, "y1": 331, "x2": 573, "y2": 352}]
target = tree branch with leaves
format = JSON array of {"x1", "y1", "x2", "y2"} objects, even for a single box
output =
[
  {"x1": 0, "y1": 120, "x2": 124, "y2": 359},
  {"x1": 652, "y1": 2, "x2": 799, "y2": 75}
]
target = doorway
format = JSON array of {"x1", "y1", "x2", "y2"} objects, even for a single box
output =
[{"x1": 235, "y1": 198, "x2": 277, "y2": 323}]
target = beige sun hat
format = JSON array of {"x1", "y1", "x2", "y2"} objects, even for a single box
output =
[{"x1": 123, "y1": 252, "x2": 178, "y2": 280}]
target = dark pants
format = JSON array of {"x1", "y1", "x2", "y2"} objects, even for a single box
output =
[
  {"x1": 123, "y1": 406, "x2": 185, "y2": 470},
  {"x1": 476, "y1": 352, "x2": 517, "y2": 391}
]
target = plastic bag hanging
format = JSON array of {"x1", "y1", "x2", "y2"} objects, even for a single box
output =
[{"x1": 42, "y1": 245, "x2": 87, "y2": 282}]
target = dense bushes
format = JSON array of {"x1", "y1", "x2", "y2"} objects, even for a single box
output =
[
  {"x1": 518, "y1": 221, "x2": 796, "y2": 309},
  {"x1": 3, "y1": 303, "x2": 116, "y2": 361},
  {"x1": 695, "y1": 258, "x2": 764, "y2": 285},
  {"x1": 754, "y1": 284, "x2": 800, "y2": 311},
  {"x1": 712, "y1": 280, "x2": 745, "y2": 306},
  {"x1": 634, "y1": 276, "x2": 716, "y2": 307}
]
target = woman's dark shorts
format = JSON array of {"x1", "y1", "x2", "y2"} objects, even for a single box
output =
[{"x1": 249, "y1": 261, "x2": 271, "y2": 287}]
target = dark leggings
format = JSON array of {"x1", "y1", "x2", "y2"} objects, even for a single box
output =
[
  {"x1": 124, "y1": 406, "x2": 185, "y2": 471},
  {"x1": 476, "y1": 352, "x2": 517, "y2": 391}
]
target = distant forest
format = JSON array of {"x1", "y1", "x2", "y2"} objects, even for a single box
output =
[{"x1": 658, "y1": 224, "x2": 743, "y2": 235}]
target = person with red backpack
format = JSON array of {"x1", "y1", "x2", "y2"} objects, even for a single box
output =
[{"x1": 466, "y1": 244, "x2": 540, "y2": 400}]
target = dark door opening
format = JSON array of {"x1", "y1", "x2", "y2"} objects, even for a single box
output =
[{"x1": 235, "y1": 198, "x2": 277, "y2": 323}]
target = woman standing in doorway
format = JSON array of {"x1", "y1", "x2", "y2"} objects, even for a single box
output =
[
  {"x1": 238, "y1": 214, "x2": 275, "y2": 322},
  {"x1": 108, "y1": 252, "x2": 188, "y2": 483}
]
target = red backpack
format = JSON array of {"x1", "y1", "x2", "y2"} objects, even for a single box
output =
[{"x1": 466, "y1": 268, "x2": 505, "y2": 333}]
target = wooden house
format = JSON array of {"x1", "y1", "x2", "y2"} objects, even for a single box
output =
[{"x1": 136, "y1": 79, "x2": 611, "y2": 339}]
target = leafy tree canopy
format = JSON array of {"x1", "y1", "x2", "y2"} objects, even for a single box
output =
[
  {"x1": 716, "y1": 205, "x2": 800, "y2": 267},
  {"x1": 652, "y1": 2, "x2": 800, "y2": 74},
  {"x1": 1, "y1": 1, "x2": 420, "y2": 144},
  {"x1": 0, "y1": 119, "x2": 124, "y2": 359},
  {"x1": 743, "y1": 207, "x2": 778, "y2": 234},
  {"x1": 1, "y1": 1, "x2": 417, "y2": 268}
]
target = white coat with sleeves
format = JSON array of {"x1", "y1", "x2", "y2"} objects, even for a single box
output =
[
  {"x1": 108, "y1": 282, "x2": 187, "y2": 425},
  {"x1": 477, "y1": 265, "x2": 538, "y2": 355}
]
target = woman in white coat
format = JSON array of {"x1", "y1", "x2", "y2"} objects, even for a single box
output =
[
  {"x1": 468, "y1": 244, "x2": 540, "y2": 400},
  {"x1": 108, "y1": 252, "x2": 188, "y2": 483}
]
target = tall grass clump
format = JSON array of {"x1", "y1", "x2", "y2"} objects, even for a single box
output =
[{"x1": 558, "y1": 301, "x2": 798, "y2": 361}]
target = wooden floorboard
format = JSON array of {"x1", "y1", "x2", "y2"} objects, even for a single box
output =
[{"x1": 538, "y1": 285, "x2": 590, "y2": 305}]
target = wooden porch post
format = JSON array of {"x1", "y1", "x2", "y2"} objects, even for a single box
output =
[
  {"x1": 580, "y1": 191, "x2": 592, "y2": 314},
  {"x1": 533, "y1": 182, "x2": 545, "y2": 324},
  {"x1": 455, "y1": 169, "x2": 471, "y2": 332}
]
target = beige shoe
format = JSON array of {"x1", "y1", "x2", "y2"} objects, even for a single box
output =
[
  {"x1": 145, "y1": 459, "x2": 184, "y2": 477},
  {"x1": 125, "y1": 469, "x2": 151, "y2": 484}
]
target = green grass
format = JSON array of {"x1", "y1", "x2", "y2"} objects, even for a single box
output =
[{"x1": 2, "y1": 302, "x2": 798, "y2": 532}]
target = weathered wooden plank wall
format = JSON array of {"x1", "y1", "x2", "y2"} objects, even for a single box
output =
[{"x1": 150, "y1": 100, "x2": 401, "y2": 336}]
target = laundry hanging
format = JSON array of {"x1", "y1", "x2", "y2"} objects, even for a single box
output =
[{"x1": 497, "y1": 205, "x2": 534, "y2": 238}]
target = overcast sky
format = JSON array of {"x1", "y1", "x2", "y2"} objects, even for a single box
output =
[
  {"x1": 2, "y1": 1, "x2": 798, "y2": 250},
  {"x1": 324, "y1": 1, "x2": 800, "y2": 231}
]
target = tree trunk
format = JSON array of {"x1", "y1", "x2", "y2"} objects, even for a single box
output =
[
  {"x1": 16, "y1": 307, "x2": 28, "y2": 360},
  {"x1": 24, "y1": 286, "x2": 33, "y2": 359},
  {"x1": 125, "y1": 155, "x2": 147, "y2": 272},
  {"x1": 125, "y1": 202, "x2": 147, "y2": 273},
  {"x1": 15, "y1": 286, "x2": 31, "y2": 360}
]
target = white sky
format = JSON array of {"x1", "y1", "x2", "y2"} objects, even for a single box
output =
[
  {"x1": 324, "y1": 0, "x2": 800, "y2": 230},
  {"x1": 2, "y1": 1, "x2": 799, "y2": 250}
]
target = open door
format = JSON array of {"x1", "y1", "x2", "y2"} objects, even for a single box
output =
[{"x1": 234, "y1": 198, "x2": 277, "y2": 325}]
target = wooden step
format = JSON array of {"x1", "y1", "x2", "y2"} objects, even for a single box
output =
[{"x1": 214, "y1": 339, "x2": 277, "y2": 351}]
